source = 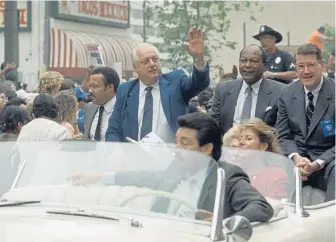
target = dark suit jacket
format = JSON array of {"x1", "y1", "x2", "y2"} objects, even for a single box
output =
[
  {"x1": 211, "y1": 78, "x2": 285, "y2": 135},
  {"x1": 105, "y1": 66, "x2": 210, "y2": 142},
  {"x1": 276, "y1": 77, "x2": 335, "y2": 163},
  {"x1": 83, "y1": 102, "x2": 98, "y2": 140},
  {"x1": 113, "y1": 161, "x2": 274, "y2": 223}
]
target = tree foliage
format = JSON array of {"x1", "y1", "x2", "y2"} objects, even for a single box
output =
[
  {"x1": 144, "y1": 1, "x2": 259, "y2": 72},
  {"x1": 323, "y1": 24, "x2": 335, "y2": 58}
]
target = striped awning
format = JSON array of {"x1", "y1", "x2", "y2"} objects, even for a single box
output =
[{"x1": 50, "y1": 28, "x2": 138, "y2": 72}]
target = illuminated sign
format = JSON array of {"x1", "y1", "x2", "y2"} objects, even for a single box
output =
[
  {"x1": 0, "y1": 0, "x2": 32, "y2": 31},
  {"x1": 51, "y1": 0, "x2": 130, "y2": 28}
]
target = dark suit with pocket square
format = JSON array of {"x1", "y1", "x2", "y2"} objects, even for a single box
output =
[
  {"x1": 211, "y1": 78, "x2": 285, "y2": 135},
  {"x1": 276, "y1": 76, "x2": 335, "y2": 201}
]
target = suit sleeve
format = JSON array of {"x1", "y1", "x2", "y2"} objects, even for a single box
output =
[
  {"x1": 318, "y1": 146, "x2": 335, "y2": 164},
  {"x1": 180, "y1": 64, "x2": 210, "y2": 103},
  {"x1": 210, "y1": 83, "x2": 223, "y2": 133},
  {"x1": 227, "y1": 166, "x2": 274, "y2": 223},
  {"x1": 105, "y1": 88, "x2": 124, "y2": 142},
  {"x1": 275, "y1": 89, "x2": 300, "y2": 156}
]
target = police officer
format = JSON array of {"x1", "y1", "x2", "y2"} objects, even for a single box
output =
[{"x1": 253, "y1": 25, "x2": 297, "y2": 84}]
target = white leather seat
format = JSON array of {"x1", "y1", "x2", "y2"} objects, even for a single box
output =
[
  {"x1": 3, "y1": 185, "x2": 157, "y2": 210},
  {"x1": 302, "y1": 185, "x2": 326, "y2": 206}
]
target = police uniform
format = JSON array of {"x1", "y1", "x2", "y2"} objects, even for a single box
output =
[{"x1": 253, "y1": 25, "x2": 296, "y2": 85}]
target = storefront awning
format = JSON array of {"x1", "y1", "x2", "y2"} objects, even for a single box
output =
[{"x1": 50, "y1": 28, "x2": 138, "y2": 73}]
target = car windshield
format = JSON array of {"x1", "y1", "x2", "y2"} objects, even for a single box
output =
[
  {"x1": 2, "y1": 141, "x2": 218, "y2": 221},
  {"x1": 220, "y1": 147, "x2": 295, "y2": 203}
]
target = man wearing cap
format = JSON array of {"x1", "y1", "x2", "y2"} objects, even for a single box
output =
[
  {"x1": 308, "y1": 26, "x2": 335, "y2": 50},
  {"x1": 74, "y1": 87, "x2": 90, "y2": 134},
  {"x1": 253, "y1": 25, "x2": 297, "y2": 84}
]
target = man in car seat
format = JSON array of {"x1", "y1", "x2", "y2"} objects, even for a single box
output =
[{"x1": 69, "y1": 112, "x2": 274, "y2": 223}]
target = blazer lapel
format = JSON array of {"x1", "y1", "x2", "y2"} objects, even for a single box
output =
[
  {"x1": 125, "y1": 81, "x2": 140, "y2": 140},
  {"x1": 84, "y1": 104, "x2": 98, "y2": 139},
  {"x1": 159, "y1": 75, "x2": 171, "y2": 125},
  {"x1": 226, "y1": 79, "x2": 243, "y2": 127},
  {"x1": 255, "y1": 78, "x2": 272, "y2": 119},
  {"x1": 307, "y1": 78, "x2": 332, "y2": 138},
  {"x1": 292, "y1": 84, "x2": 308, "y2": 137}
]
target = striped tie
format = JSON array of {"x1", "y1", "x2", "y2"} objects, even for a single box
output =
[{"x1": 306, "y1": 92, "x2": 314, "y2": 128}]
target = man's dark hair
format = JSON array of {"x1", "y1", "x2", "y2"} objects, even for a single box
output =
[
  {"x1": 2, "y1": 106, "x2": 27, "y2": 133},
  {"x1": 178, "y1": 113, "x2": 222, "y2": 161},
  {"x1": 91, "y1": 67, "x2": 120, "y2": 92},
  {"x1": 5, "y1": 97, "x2": 26, "y2": 108},
  {"x1": 32, "y1": 93, "x2": 58, "y2": 119},
  {"x1": 294, "y1": 43, "x2": 323, "y2": 62},
  {"x1": 239, "y1": 44, "x2": 268, "y2": 65},
  {"x1": 60, "y1": 78, "x2": 75, "y2": 91},
  {"x1": 5, "y1": 91, "x2": 17, "y2": 100}
]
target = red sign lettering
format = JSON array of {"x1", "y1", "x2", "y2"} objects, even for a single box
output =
[{"x1": 0, "y1": 0, "x2": 28, "y2": 28}]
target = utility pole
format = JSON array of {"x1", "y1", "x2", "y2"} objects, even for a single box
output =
[{"x1": 4, "y1": 0, "x2": 19, "y2": 67}]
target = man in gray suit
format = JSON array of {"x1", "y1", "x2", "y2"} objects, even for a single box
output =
[
  {"x1": 83, "y1": 67, "x2": 120, "y2": 141},
  {"x1": 276, "y1": 43, "x2": 335, "y2": 201},
  {"x1": 69, "y1": 112, "x2": 274, "y2": 223},
  {"x1": 211, "y1": 45, "x2": 285, "y2": 135}
]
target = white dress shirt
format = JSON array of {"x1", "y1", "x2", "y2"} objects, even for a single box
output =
[
  {"x1": 137, "y1": 80, "x2": 175, "y2": 143},
  {"x1": 233, "y1": 79, "x2": 263, "y2": 124},
  {"x1": 90, "y1": 98, "x2": 116, "y2": 141}
]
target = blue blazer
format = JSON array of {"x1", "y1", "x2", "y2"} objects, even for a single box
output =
[{"x1": 105, "y1": 65, "x2": 210, "y2": 142}]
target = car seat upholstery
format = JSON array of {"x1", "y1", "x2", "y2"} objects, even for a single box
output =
[
  {"x1": 3, "y1": 185, "x2": 158, "y2": 210},
  {"x1": 302, "y1": 185, "x2": 326, "y2": 206}
]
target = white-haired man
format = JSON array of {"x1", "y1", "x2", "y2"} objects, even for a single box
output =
[{"x1": 106, "y1": 26, "x2": 210, "y2": 142}]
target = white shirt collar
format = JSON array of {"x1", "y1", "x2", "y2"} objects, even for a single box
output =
[
  {"x1": 102, "y1": 97, "x2": 116, "y2": 114},
  {"x1": 304, "y1": 76, "x2": 323, "y2": 96},
  {"x1": 242, "y1": 78, "x2": 263, "y2": 95},
  {"x1": 139, "y1": 79, "x2": 160, "y2": 93}
]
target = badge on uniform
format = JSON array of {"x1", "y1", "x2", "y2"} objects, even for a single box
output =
[{"x1": 321, "y1": 119, "x2": 335, "y2": 137}]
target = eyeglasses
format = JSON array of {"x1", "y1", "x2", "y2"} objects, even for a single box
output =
[{"x1": 296, "y1": 62, "x2": 320, "y2": 71}]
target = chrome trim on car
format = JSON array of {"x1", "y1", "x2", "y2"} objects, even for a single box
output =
[
  {"x1": 294, "y1": 167, "x2": 310, "y2": 217},
  {"x1": 210, "y1": 168, "x2": 225, "y2": 241}
]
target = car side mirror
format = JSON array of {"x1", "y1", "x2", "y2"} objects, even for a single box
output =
[{"x1": 222, "y1": 215, "x2": 252, "y2": 242}]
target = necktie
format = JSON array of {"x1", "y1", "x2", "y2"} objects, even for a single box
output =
[
  {"x1": 241, "y1": 86, "x2": 253, "y2": 121},
  {"x1": 140, "y1": 86, "x2": 153, "y2": 139},
  {"x1": 94, "y1": 105, "x2": 104, "y2": 141},
  {"x1": 306, "y1": 92, "x2": 315, "y2": 128}
]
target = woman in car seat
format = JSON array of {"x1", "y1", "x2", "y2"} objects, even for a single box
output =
[{"x1": 223, "y1": 119, "x2": 288, "y2": 200}]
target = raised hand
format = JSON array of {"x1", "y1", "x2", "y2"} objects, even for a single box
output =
[{"x1": 185, "y1": 26, "x2": 205, "y2": 58}]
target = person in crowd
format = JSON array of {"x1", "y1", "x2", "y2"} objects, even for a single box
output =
[
  {"x1": 0, "y1": 62, "x2": 15, "y2": 81},
  {"x1": 60, "y1": 78, "x2": 76, "y2": 91},
  {"x1": 74, "y1": 87, "x2": 89, "y2": 134},
  {"x1": 83, "y1": 67, "x2": 120, "y2": 141},
  {"x1": 307, "y1": 26, "x2": 335, "y2": 50},
  {"x1": 0, "y1": 85, "x2": 7, "y2": 112},
  {"x1": 5, "y1": 97, "x2": 27, "y2": 109},
  {"x1": 218, "y1": 65, "x2": 238, "y2": 82},
  {"x1": 0, "y1": 106, "x2": 27, "y2": 141},
  {"x1": 222, "y1": 119, "x2": 288, "y2": 200},
  {"x1": 211, "y1": 44, "x2": 285, "y2": 136},
  {"x1": 38, "y1": 71, "x2": 64, "y2": 96},
  {"x1": 276, "y1": 43, "x2": 335, "y2": 202},
  {"x1": 327, "y1": 50, "x2": 335, "y2": 79},
  {"x1": 80, "y1": 65, "x2": 94, "y2": 93},
  {"x1": 69, "y1": 112, "x2": 274, "y2": 223},
  {"x1": 253, "y1": 25, "x2": 297, "y2": 84},
  {"x1": 54, "y1": 90, "x2": 82, "y2": 139},
  {"x1": 106, "y1": 27, "x2": 210, "y2": 143},
  {"x1": 189, "y1": 87, "x2": 213, "y2": 113},
  {"x1": 16, "y1": 93, "x2": 70, "y2": 141}
]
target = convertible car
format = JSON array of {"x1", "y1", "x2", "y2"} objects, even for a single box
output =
[{"x1": 0, "y1": 141, "x2": 334, "y2": 241}]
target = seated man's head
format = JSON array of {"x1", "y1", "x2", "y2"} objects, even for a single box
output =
[{"x1": 176, "y1": 112, "x2": 222, "y2": 161}]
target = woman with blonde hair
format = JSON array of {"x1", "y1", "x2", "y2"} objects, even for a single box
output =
[
  {"x1": 223, "y1": 119, "x2": 288, "y2": 200},
  {"x1": 38, "y1": 71, "x2": 64, "y2": 96},
  {"x1": 54, "y1": 90, "x2": 83, "y2": 139}
]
